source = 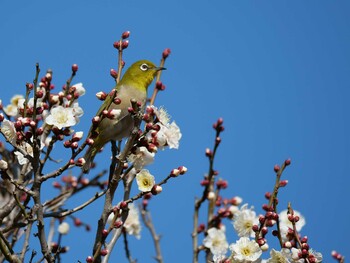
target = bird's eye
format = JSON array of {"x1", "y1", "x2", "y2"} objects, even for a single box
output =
[{"x1": 140, "y1": 63, "x2": 149, "y2": 71}]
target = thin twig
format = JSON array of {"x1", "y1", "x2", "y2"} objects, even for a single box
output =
[
  {"x1": 140, "y1": 206, "x2": 163, "y2": 263},
  {"x1": 123, "y1": 231, "x2": 136, "y2": 263}
]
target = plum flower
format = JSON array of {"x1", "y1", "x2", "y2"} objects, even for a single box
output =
[
  {"x1": 233, "y1": 204, "x2": 259, "y2": 238},
  {"x1": 203, "y1": 227, "x2": 229, "y2": 263},
  {"x1": 3, "y1": 94, "x2": 24, "y2": 116},
  {"x1": 45, "y1": 106, "x2": 77, "y2": 129},
  {"x1": 229, "y1": 237, "x2": 262, "y2": 263},
  {"x1": 0, "y1": 119, "x2": 16, "y2": 144},
  {"x1": 158, "y1": 122, "x2": 182, "y2": 149},
  {"x1": 72, "y1": 83, "x2": 86, "y2": 96},
  {"x1": 136, "y1": 169, "x2": 155, "y2": 192},
  {"x1": 146, "y1": 106, "x2": 182, "y2": 150},
  {"x1": 279, "y1": 209, "x2": 305, "y2": 242},
  {"x1": 14, "y1": 143, "x2": 33, "y2": 165},
  {"x1": 279, "y1": 209, "x2": 305, "y2": 232},
  {"x1": 58, "y1": 222, "x2": 70, "y2": 235},
  {"x1": 124, "y1": 204, "x2": 141, "y2": 239},
  {"x1": 266, "y1": 249, "x2": 291, "y2": 263},
  {"x1": 127, "y1": 146, "x2": 155, "y2": 170}
]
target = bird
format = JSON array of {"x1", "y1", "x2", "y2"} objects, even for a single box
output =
[{"x1": 82, "y1": 60, "x2": 165, "y2": 173}]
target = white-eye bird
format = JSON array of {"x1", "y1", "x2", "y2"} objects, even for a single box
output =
[{"x1": 82, "y1": 60, "x2": 165, "y2": 173}]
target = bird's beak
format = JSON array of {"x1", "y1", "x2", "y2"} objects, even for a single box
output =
[{"x1": 155, "y1": 67, "x2": 166, "y2": 71}]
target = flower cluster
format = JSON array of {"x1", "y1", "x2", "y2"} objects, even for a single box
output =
[
  {"x1": 0, "y1": 66, "x2": 85, "y2": 173},
  {"x1": 195, "y1": 119, "x2": 325, "y2": 263}
]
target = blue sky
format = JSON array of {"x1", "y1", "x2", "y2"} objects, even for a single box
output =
[{"x1": 0, "y1": 1, "x2": 349, "y2": 262}]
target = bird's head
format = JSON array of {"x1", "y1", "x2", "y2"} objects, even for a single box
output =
[{"x1": 120, "y1": 60, "x2": 166, "y2": 90}]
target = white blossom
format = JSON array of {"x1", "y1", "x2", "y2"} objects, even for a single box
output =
[
  {"x1": 233, "y1": 204, "x2": 258, "y2": 238},
  {"x1": 136, "y1": 169, "x2": 155, "y2": 192},
  {"x1": 127, "y1": 146, "x2": 155, "y2": 170},
  {"x1": 146, "y1": 106, "x2": 182, "y2": 149},
  {"x1": 14, "y1": 143, "x2": 33, "y2": 165},
  {"x1": 152, "y1": 122, "x2": 182, "y2": 149},
  {"x1": 203, "y1": 227, "x2": 229, "y2": 263},
  {"x1": 1, "y1": 119, "x2": 16, "y2": 144},
  {"x1": 151, "y1": 105, "x2": 171, "y2": 124},
  {"x1": 71, "y1": 102, "x2": 84, "y2": 119},
  {"x1": 4, "y1": 95, "x2": 24, "y2": 116},
  {"x1": 3, "y1": 104, "x2": 18, "y2": 117},
  {"x1": 58, "y1": 222, "x2": 70, "y2": 235},
  {"x1": 229, "y1": 237, "x2": 262, "y2": 263},
  {"x1": 266, "y1": 249, "x2": 291, "y2": 263},
  {"x1": 279, "y1": 210, "x2": 305, "y2": 232},
  {"x1": 124, "y1": 204, "x2": 141, "y2": 239},
  {"x1": 45, "y1": 106, "x2": 77, "y2": 129},
  {"x1": 109, "y1": 109, "x2": 122, "y2": 119},
  {"x1": 72, "y1": 83, "x2": 86, "y2": 96},
  {"x1": 289, "y1": 248, "x2": 322, "y2": 263},
  {"x1": 279, "y1": 210, "x2": 306, "y2": 242}
]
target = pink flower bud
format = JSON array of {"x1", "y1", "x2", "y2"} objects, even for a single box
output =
[
  {"x1": 72, "y1": 131, "x2": 84, "y2": 142},
  {"x1": 261, "y1": 227, "x2": 268, "y2": 235},
  {"x1": 45, "y1": 72, "x2": 52, "y2": 81},
  {"x1": 86, "y1": 138, "x2": 94, "y2": 145},
  {"x1": 63, "y1": 141, "x2": 72, "y2": 148},
  {"x1": 100, "y1": 249, "x2": 108, "y2": 256},
  {"x1": 74, "y1": 218, "x2": 82, "y2": 226},
  {"x1": 110, "y1": 69, "x2": 118, "y2": 79},
  {"x1": 80, "y1": 178, "x2": 90, "y2": 186},
  {"x1": 151, "y1": 184, "x2": 162, "y2": 195},
  {"x1": 0, "y1": 114, "x2": 4, "y2": 122},
  {"x1": 52, "y1": 181, "x2": 61, "y2": 189},
  {"x1": 49, "y1": 94, "x2": 59, "y2": 104},
  {"x1": 285, "y1": 158, "x2": 291, "y2": 166},
  {"x1": 72, "y1": 64, "x2": 78, "y2": 73},
  {"x1": 200, "y1": 179, "x2": 209, "y2": 186},
  {"x1": 113, "y1": 97, "x2": 121, "y2": 105},
  {"x1": 119, "y1": 201, "x2": 128, "y2": 209},
  {"x1": 205, "y1": 148, "x2": 212, "y2": 157},
  {"x1": 71, "y1": 141, "x2": 79, "y2": 149},
  {"x1": 108, "y1": 109, "x2": 121, "y2": 119},
  {"x1": 101, "y1": 229, "x2": 108, "y2": 237},
  {"x1": 230, "y1": 196, "x2": 243, "y2": 205},
  {"x1": 170, "y1": 168, "x2": 180, "y2": 177},
  {"x1": 144, "y1": 192, "x2": 152, "y2": 200},
  {"x1": 114, "y1": 220, "x2": 123, "y2": 228},
  {"x1": 75, "y1": 158, "x2": 86, "y2": 167},
  {"x1": 252, "y1": 224, "x2": 259, "y2": 232},
  {"x1": 113, "y1": 41, "x2": 120, "y2": 49},
  {"x1": 96, "y1": 91, "x2": 107, "y2": 101},
  {"x1": 86, "y1": 256, "x2": 93, "y2": 263},
  {"x1": 26, "y1": 83, "x2": 34, "y2": 90},
  {"x1": 197, "y1": 223, "x2": 205, "y2": 233},
  {"x1": 156, "y1": 81, "x2": 163, "y2": 90},
  {"x1": 146, "y1": 106, "x2": 154, "y2": 114},
  {"x1": 122, "y1": 31, "x2": 130, "y2": 39},
  {"x1": 92, "y1": 116, "x2": 101, "y2": 125},
  {"x1": 279, "y1": 180, "x2": 288, "y2": 187},
  {"x1": 122, "y1": 40, "x2": 129, "y2": 49},
  {"x1": 274, "y1": 164, "x2": 280, "y2": 172},
  {"x1": 36, "y1": 90, "x2": 44, "y2": 98},
  {"x1": 162, "y1": 48, "x2": 171, "y2": 59}
]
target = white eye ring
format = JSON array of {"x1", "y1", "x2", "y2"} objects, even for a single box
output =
[{"x1": 140, "y1": 63, "x2": 149, "y2": 71}]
